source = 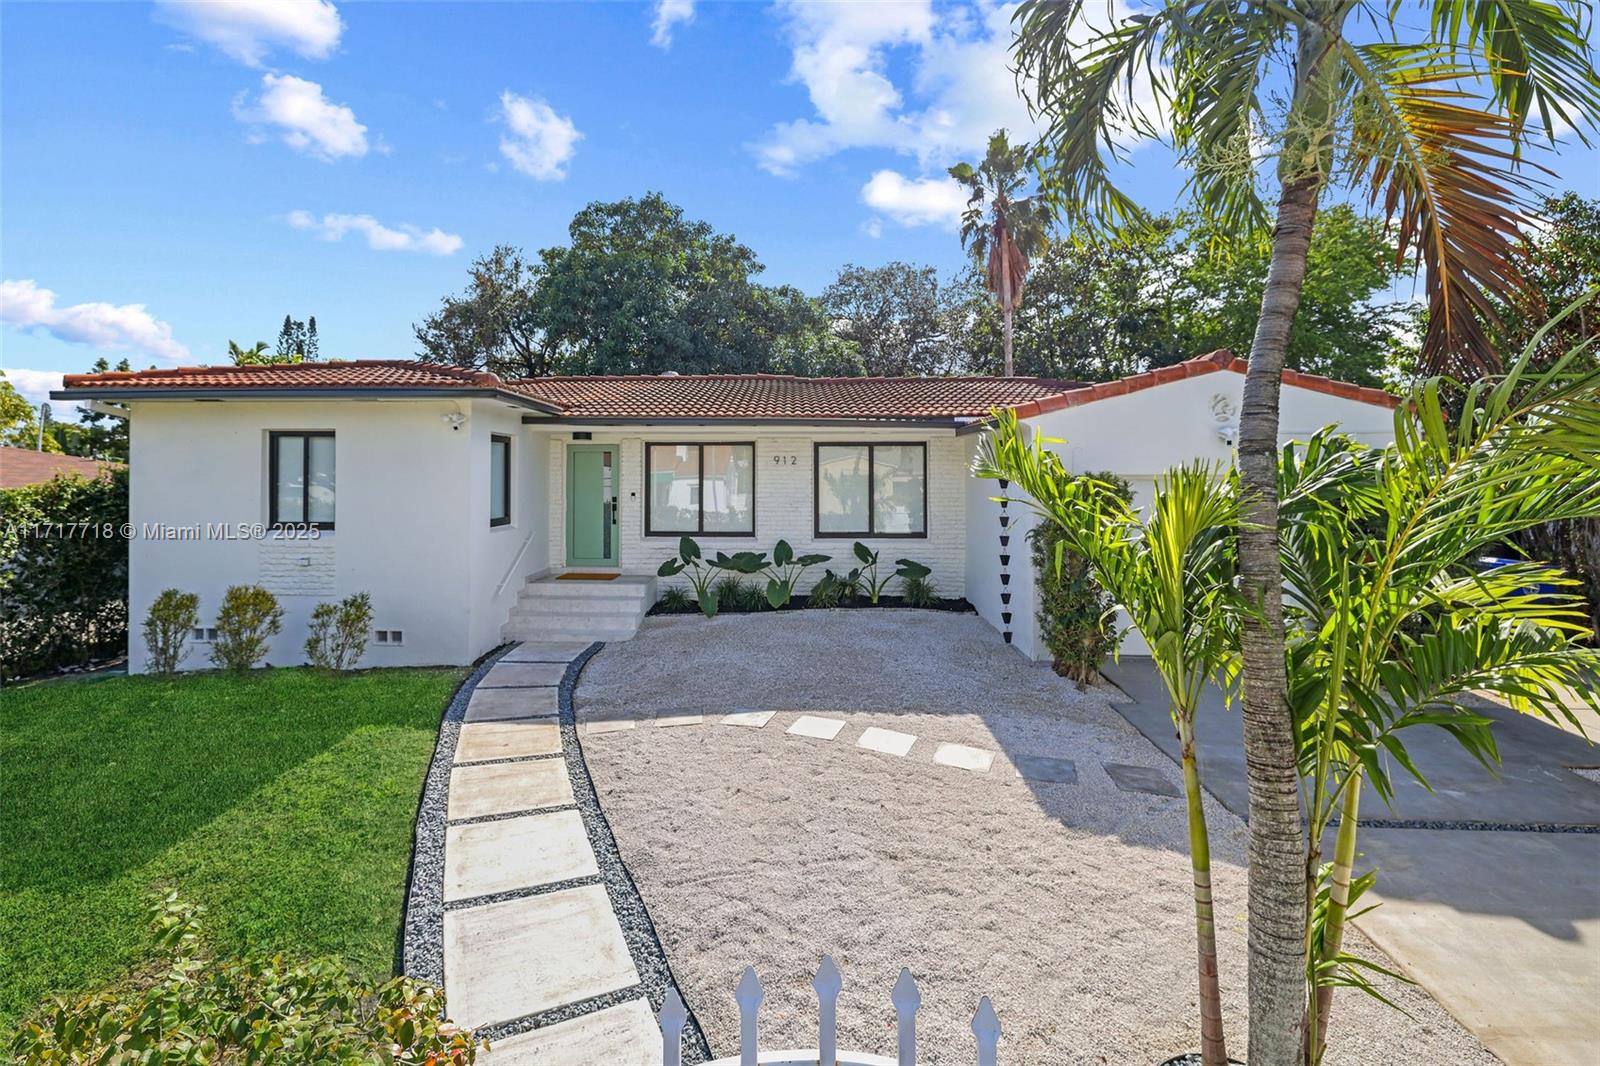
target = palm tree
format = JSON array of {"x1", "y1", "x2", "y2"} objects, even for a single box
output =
[
  {"x1": 227, "y1": 340, "x2": 273, "y2": 365},
  {"x1": 1279, "y1": 308, "x2": 1600, "y2": 1061},
  {"x1": 949, "y1": 130, "x2": 1052, "y2": 377},
  {"x1": 977, "y1": 420, "x2": 1241, "y2": 1066},
  {"x1": 1012, "y1": 5, "x2": 1599, "y2": 1059}
]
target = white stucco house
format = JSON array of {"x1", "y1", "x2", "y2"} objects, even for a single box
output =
[{"x1": 55, "y1": 351, "x2": 1398, "y2": 673}]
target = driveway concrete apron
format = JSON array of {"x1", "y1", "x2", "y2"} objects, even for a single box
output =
[
  {"x1": 1102, "y1": 657, "x2": 1600, "y2": 1066},
  {"x1": 441, "y1": 644, "x2": 661, "y2": 1065}
]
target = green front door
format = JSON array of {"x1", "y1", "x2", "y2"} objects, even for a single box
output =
[{"x1": 566, "y1": 445, "x2": 619, "y2": 567}]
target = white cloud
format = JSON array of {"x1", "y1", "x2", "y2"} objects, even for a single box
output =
[
  {"x1": 287, "y1": 211, "x2": 464, "y2": 255},
  {"x1": 4, "y1": 368, "x2": 68, "y2": 409},
  {"x1": 651, "y1": 0, "x2": 696, "y2": 48},
  {"x1": 755, "y1": 0, "x2": 1161, "y2": 177},
  {"x1": 234, "y1": 74, "x2": 369, "y2": 161},
  {"x1": 860, "y1": 170, "x2": 967, "y2": 229},
  {"x1": 496, "y1": 91, "x2": 582, "y2": 180},
  {"x1": 0, "y1": 280, "x2": 190, "y2": 364},
  {"x1": 154, "y1": 0, "x2": 342, "y2": 67}
]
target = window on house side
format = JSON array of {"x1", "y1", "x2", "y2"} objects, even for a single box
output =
[
  {"x1": 270, "y1": 431, "x2": 335, "y2": 529},
  {"x1": 815, "y1": 442, "x2": 926, "y2": 538},
  {"x1": 645, "y1": 443, "x2": 755, "y2": 536},
  {"x1": 490, "y1": 435, "x2": 511, "y2": 527}
]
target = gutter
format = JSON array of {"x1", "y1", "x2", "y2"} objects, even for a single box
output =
[{"x1": 520, "y1": 415, "x2": 965, "y2": 430}]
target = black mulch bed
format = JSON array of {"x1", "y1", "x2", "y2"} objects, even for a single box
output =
[
  {"x1": 401, "y1": 641, "x2": 712, "y2": 1061},
  {"x1": 649, "y1": 595, "x2": 976, "y2": 617}
]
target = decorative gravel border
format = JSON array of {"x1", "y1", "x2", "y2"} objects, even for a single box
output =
[
  {"x1": 558, "y1": 643, "x2": 714, "y2": 1063},
  {"x1": 1350, "y1": 818, "x2": 1600, "y2": 834},
  {"x1": 401, "y1": 644, "x2": 513, "y2": 985},
  {"x1": 400, "y1": 641, "x2": 711, "y2": 1062}
]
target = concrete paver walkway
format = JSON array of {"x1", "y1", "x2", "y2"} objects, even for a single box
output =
[
  {"x1": 439, "y1": 642, "x2": 660, "y2": 1064},
  {"x1": 1102, "y1": 657, "x2": 1600, "y2": 1066}
]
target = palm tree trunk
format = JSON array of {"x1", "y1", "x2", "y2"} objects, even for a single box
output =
[
  {"x1": 1311, "y1": 776, "x2": 1363, "y2": 1062},
  {"x1": 1239, "y1": 168, "x2": 1321, "y2": 1066},
  {"x1": 1180, "y1": 720, "x2": 1228, "y2": 1066},
  {"x1": 999, "y1": 234, "x2": 1015, "y2": 377}
]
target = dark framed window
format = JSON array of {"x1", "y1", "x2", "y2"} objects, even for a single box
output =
[
  {"x1": 269, "y1": 431, "x2": 335, "y2": 529},
  {"x1": 490, "y1": 434, "x2": 511, "y2": 527},
  {"x1": 814, "y1": 442, "x2": 926, "y2": 538},
  {"x1": 644, "y1": 442, "x2": 756, "y2": 536}
]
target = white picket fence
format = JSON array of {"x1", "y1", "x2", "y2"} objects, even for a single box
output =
[{"x1": 658, "y1": 956, "x2": 1001, "y2": 1066}]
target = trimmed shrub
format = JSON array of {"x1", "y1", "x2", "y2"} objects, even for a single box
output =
[
  {"x1": 901, "y1": 572, "x2": 940, "y2": 608},
  {"x1": 657, "y1": 585, "x2": 695, "y2": 614},
  {"x1": 305, "y1": 592, "x2": 373, "y2": 671},
  {"x1": 1030, "y1": 472, "x2": 1131, "y2": 684},
  {"x1": 11, "y1": 892, "x2": 479, "y2": 1064},
  {"x1": 210, "y1": 585, "x2": 284, "y2": 673},
  {"x1": 142, "y1": 589, "x2": 199, "y2": 675},
  {"x1": 0, "y1": 469, "x2": 128, "y2": 679}
]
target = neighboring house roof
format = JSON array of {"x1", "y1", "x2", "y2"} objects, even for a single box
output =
[
  {"x1": 53, "y1": 352, "x2": 1398, "y2": 424},
  {"x1": 1002, "y1": 349, "x2": 1399, "y2": 418},
  {"x1": 0, "y1": 446, "x2": 122, "y2": 489}
]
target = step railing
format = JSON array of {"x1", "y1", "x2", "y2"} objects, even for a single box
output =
[{"x1": 658, "y1": 956, "x2": 1000, "y2": 1066}]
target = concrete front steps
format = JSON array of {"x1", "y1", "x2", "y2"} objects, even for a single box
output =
[{"x1": 502, "y1": 573, "x2": 657, "y2": 644}]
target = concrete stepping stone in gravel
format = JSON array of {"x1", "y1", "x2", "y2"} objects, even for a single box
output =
[
  {"x1": 455, "y1": 720, "x2": 562, "y2": 763},
  {"x1": 652, "y1": 709, "x2": 704, "y2": 727},
  {"x1": 445, "y1": 810, "x2": 598, "y2": 902},
  {"x1": 787, "y1": 714, "x2": 846, "y2": 740},
  {"x1": 449, "y1": 760, "x2": 573, "y2": 821},
  {"x1": 443, "y1": 884, "x2": 640, "y2": 1030},
  {"x1": 580, "y1": 717, "x2": 637, "y2": 735},
  {"x1": 933, "y1": 742, "x2": 996, "y2": 773},
  {"x1": 721, "y1": 710, "x2": 775, "y2": 728},
  {"x1": 479, "y1": 662, "x2": 568, "y2": 689},
  {"x1": 1103, "y1": 762, "x2": 1181, "y2": 797},
  {"x1": 477, "y1": 999, "x2": 659, "y2": 1065},
  {"x1": 467, "y1": 687, "x2": 559, "y2": 722},
  {"x1": 1014, "y1": 754, "x2": 1079, "y2": 784},
  {"x1": 857, "y1": 726, "x2": 917, "y2": 757},
  {"x1": 499, "y1": 642, "x2": 590, "y2": 664}
]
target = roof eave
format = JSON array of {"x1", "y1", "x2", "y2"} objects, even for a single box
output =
[
  {"x1": 521, "y1": 415, "x2": 967, "y2": 429},
  {"x1": 50, "y1": 386, "x2": 565, "y2": 414}
]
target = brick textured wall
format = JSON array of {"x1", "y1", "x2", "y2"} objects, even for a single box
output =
[
  {"x1": 257, "y1": 537, "x2": 337, "y2": 597},
  {"x1": 546, "y1": 431, "x2": 968, "y2": 597}
]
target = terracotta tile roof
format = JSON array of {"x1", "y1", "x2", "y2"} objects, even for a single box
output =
[
  {"x1": 59, "y1": 360, "x2": 505, "y2": 391},
  {"x1": 1004, "y1": 349, "x2": 1399, "y2": 418},
  {"x1": 56, "y1": 355, "x2": 1397, "y2": 422},
  {"x1": 0, "y1": 446, "x2": 123, "y2": 489},
  {"x1": 507, "y1": 374, "x2": 1089, "y2": 421}
]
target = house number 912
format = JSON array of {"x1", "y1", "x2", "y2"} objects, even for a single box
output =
[{"x1": 772, "y1": 454, "x2": 799, "y2": 466}]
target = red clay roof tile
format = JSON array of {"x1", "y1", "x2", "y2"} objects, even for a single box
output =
[{"x1": 0, "y1": 446, "x2": 122, "y2": 489}]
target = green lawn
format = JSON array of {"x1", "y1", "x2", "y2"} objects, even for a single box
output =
[{"x1": 0, "y1": 666, "x2": 462, "y2": 1029}]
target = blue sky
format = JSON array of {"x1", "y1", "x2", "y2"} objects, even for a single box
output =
[{"x1": 3, "y1": 0, "x2": 1596, "y2": 412}]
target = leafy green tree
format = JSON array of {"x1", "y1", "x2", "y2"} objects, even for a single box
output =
[
  {"x1": 949, "y1": 130, "x2": 1052, "y2": 377},
  {"x1": 275, "y1": 315, "x2": 319, "y2": 361},
  {"x1": 228, "y1": 340, "x2": 291, "y2": 366},
  {"x1": 0, "y1": 371, "x2": 59, "y2": 452},
  {"x1": 414, "y1": 245, "x2": 559, "y2": 378},
  {"x1": 1016, "y1": 3, "x2": 1599, "y2": 1056},
  {"x1": 820, "y1": 262, "x2": 963, "y2": 376},
  {"x1": 69, "y1": 357, "x2": 130, "y2": 461}
]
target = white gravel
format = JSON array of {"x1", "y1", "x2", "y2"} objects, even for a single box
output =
[{"x1": 577, "y1": 610, "x2": 1497, "y2": 1065}]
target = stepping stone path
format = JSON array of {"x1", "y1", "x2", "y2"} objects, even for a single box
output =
[
  {"x1": 438, "y1": 642, "x2": 663, "y2": 1064},
  {"x1": 1103, "y1": 762, "x2": 1182, "y2": 797}
]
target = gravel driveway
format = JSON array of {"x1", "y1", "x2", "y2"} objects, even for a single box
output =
[{"x1": 576, "y1": 610, "x2": 1494, "y2": 1065}]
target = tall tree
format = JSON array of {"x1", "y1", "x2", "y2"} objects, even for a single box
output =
[
  {"x1": 414, "y1": 245, "x2": 558, "y2": 378},
  {"x1": 273, "y1": 316, "x2": 317, "y2": 362},
  {"x1": 1015, "y1": 3, "x2": 1600, "y2": 1062},
  {"x1": 949, "y1": 130, "x2": 1052, "y2": 377},
  {"x1": 0, "y1": 371, "x2": 59, "y2": 452},
  {"x1": 820, "y1": 262, "x2": 962, "y2": 376},
  {"x1": 73, "y1": 357, "x2": 130, "y2": 461}
]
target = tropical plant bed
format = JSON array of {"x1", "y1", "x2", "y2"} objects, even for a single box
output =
[
  {"x1": 0, "y1": 665, "x2": 463, "y2": 1028},
  {"x1": 649, "y1": 594, "x2": 975, "y2": 617}
]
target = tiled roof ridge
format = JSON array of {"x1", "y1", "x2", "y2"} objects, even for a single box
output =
[{"x1": 61, "y1": 359, "x2": 503, "y2": 388}]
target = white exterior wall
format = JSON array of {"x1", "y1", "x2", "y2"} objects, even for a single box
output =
[
  {"x1": 123, "y1": 398, "x2": 532, "y2": 673},
  {"x1": 965, "y1": 373, "x2": 1399, "y2": 661},
  {"x1": 542, "y1": 428, "x2": 968, "y2": 597},
  {"x1": 466, "y1": 399, "x2": 552, "y2": 656}
]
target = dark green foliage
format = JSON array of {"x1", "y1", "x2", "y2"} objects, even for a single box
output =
[
  {"x1": 656, "y1": 586, "x2": 695, "y2": 613},
  {"x1": 304, "y1": 592, "x2": 373, "y2": 671},
  {"x1": 713, "y1": 574, "x2": 766, "y2": 613},
  {"x1": 142, "y1": 588, "x2": 199, "y2": 676},
  {"x1": 820, "y1": 262, "x2": 964, "y2": 375},
  {"x1": 900, "y1": 572, "x2": 940, "y2": 608},
  {"x1": 276, "y1": 314, "x2": 320, "y2": 361},
  {"x1": 1030, "y1": 471, "x2": 1131, "y2": 683},
  {"x1": 0, "y1": 468, "x2": 128, "y2": 679},
  {"x1": 210, "y1": 585, "x2": 284, "y2": 672},
  {"x1": 11, "y1": 893, "x2": 479, "y2": 1064},
  {"x1": 657, "y1": 536, "x2": 723, "y2": 617},
  {"x1": 762, "y1": 538, "x2": 830, "y2": 607}
]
